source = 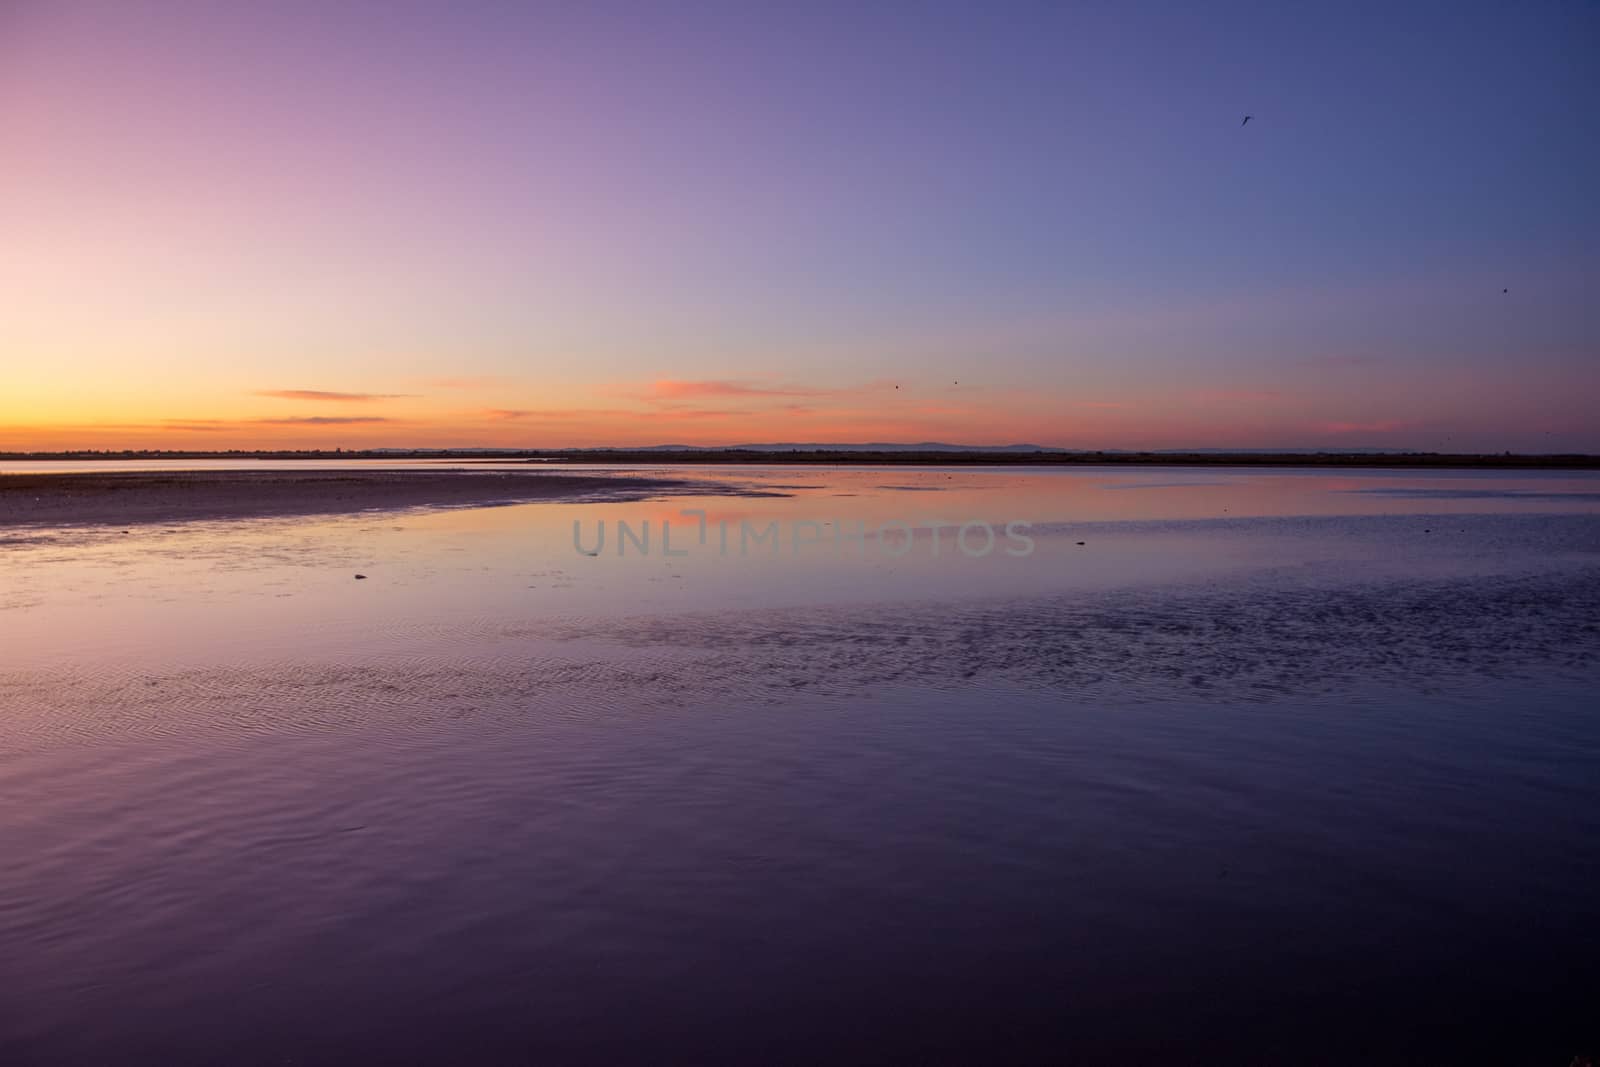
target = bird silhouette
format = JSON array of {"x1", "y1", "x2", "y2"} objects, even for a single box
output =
[
  {"x1": 1502, "y1": 288, "x2": 1509, "y2": 294},
  {"x1": 1241, "y1": 115, "x2": 1252, "y2": 126}
]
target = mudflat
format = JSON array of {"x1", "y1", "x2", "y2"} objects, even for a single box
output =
[{"x1": 0, "y1": 469, "x2": 693, "y2": 527}]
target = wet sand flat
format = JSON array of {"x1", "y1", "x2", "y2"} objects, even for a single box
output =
[
  {"x1": 0, "y1": 470, "x2": 695, "y2": 527},
  {"x1": 3, "y1": 469, "x2": 1599, "y2": 1063}
]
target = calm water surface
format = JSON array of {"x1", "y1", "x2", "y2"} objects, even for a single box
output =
[{"x1": 2, "y1": 466, "x2": 1598, "y2": 1064}]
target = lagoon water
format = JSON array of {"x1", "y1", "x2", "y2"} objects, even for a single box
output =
[{"x1": 3, "y1": 465, "x2": 1598, "y2": 1063}]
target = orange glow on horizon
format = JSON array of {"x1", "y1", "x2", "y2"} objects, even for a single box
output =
[{"x1": 1, "y1": 375, "x2": 1590, "y2": 454}]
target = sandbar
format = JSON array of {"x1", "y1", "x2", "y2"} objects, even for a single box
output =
[{"x1": 0, "y1": 469, "x2": 698, "y2": 528}]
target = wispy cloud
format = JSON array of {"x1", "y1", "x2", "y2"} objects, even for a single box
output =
[
  {"x1": 257, "y1": 416, "x2": 393, "y2": 426},
  {"x1": 161, "y1": 419, "x2": 233, "y2": 431},
  {"x1": 482, "y1": 408, "x2": 631, "y2": 421},
  {"x1": 649, "y1": 380, "x2": 828, "y2": 399},
  {"x1": 160, "y1": 415, "x2": 396, "y2": 430},
  {"x1": 483, "y1": 406, "x2": 749, "y2": 422},
  {"x1": 644, "y1": 379, "x2": 903, "y2": 401},
  {"x1": 256, "y1": 389, "x2": 416, "y2": 402}
]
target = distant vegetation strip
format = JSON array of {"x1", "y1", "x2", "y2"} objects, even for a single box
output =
[{"x1": 2, "y1": 449, "x2": 1597, "y2": 469}]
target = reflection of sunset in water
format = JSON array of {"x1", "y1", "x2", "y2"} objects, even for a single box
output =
[{"x1": 3, "y1": 463, "x2": 1598, "y2": 676}]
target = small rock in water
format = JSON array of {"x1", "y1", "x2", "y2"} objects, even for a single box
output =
[{"x1": 354, "y1": 574, "x2": 368, "y2": 580}]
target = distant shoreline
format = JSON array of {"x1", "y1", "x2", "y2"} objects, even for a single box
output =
[
  {"x1": 0, "y1": 470, "x2": 704, "y2": 528},
  {"x1": 2, "y1": 449, "x2": 1597, "y2": 469}
]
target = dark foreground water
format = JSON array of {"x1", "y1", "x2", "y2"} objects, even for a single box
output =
[
  {"x1": 4, "y1": 680, "x2": 1599, "y2": 1064},
  {"x1": 2, "y1": 466, "x2": 1599, "y2": 1064}
]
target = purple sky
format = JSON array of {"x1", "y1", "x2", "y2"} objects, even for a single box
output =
[{"x1": 2, "y1": 0, "x2": 1596, "y2": 450}]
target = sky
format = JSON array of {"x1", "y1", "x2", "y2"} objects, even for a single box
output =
[{"x1": 1, "y1": 0, "x2": 1596, "y2": 451}]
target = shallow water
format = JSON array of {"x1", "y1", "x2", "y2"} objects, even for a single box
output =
[{"x1": 3, "y1": 466, "x2": 1599, "y2": 1063}]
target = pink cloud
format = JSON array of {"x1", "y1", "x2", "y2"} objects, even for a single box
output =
[
  {"x1": 257, "y1": 416, "x2": 392, "y2": 426},
  {"x1": 256, "y1": 389, "x2": 415, "y2": 402},
  {"x1": 480, "y1": 406, "x2": 749, "y2": 423},
  {"x1": 644, "y1": 379, "x2": 899, "y2": 402},
  {"x1": 482, "y1": 408, "x2": 632, "y2": 421},
  {"x1": 651, "y1": 380, "x2": 824, "y2": 399}
]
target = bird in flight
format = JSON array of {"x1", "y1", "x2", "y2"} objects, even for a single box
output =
[
  {"x1": 1241, "y1": 115, "x2": 1252, "y2": 126},
  {"x1": 1502, "y1": 288, "x2": 1509, "y2": 294}
]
